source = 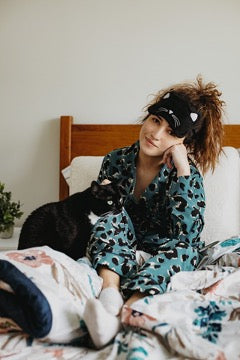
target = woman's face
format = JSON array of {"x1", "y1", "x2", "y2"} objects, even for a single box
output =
[{"x1": 139, "y1": 115, "x2": 184, "y2": 158}]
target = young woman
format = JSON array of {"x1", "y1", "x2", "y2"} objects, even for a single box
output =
[{"x1": 83, "y1": 76, "x2": 225, "y2": 348}]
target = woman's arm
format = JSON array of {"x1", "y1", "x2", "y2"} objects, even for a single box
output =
[
  {"x1": 97, "y1": 154, "x2": 113, "y2": 183},
  {"x1": 166, "y1": 166, "x2": 205, "y2": 247}
]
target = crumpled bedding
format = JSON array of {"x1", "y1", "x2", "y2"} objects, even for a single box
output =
[{"x1": 0, "y1": 237, "x2": 239, "y2": 360}]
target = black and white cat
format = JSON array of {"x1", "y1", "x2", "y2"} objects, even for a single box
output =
[{"x1": 18, "y1": 181, "x2": 123, "y2": 260}]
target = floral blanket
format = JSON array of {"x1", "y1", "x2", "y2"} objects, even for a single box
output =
[{"x1": 0, "y1": 238, "x2": 239, "y2": 360}]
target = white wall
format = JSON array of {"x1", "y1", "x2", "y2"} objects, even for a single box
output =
[{"x1": 0, "y1": 0, "x2": 240, "y2": 225}]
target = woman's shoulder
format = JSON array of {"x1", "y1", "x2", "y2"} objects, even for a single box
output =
[{"x1": 189, "y1": 159, "x2": 203, "y2": 179}]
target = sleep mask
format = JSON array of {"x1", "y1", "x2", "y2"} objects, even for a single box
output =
[{"x1": 148, "y1": 91, "x2": 199, "y2": 138}]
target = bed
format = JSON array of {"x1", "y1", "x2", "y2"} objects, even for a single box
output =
[{"x1": 0, "y1": 116, "x2": 239, "y2": 360}]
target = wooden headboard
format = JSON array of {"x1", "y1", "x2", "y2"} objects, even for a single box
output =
[{"x1": 59, "y1": 115, "x2": 240, "y2": 200}]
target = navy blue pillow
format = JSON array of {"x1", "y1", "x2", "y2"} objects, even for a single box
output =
[{"x1": 0, "y1": 260, "x2": 52, "y2": 338}]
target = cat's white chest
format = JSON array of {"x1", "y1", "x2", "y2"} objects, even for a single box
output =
[{"x1": 88, "y1": 211, "x2": 101, "y2": 225}]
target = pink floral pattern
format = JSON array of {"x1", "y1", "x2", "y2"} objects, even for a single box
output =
[
  {"x1": 121, "y1": 305, "x2": 157, "y2": 328},
  {"x1": 215, "y1": 351, "x2": 227, "y2": 360},
  {"x1": 45, "y1": 348, "x2": 64, "y2": 358},
  {"x1": 202, "y1": 280, "x2": 222, "y2": 295},
  {"x1": 7, "y1": 249, "x2": 54, "y2": 268}
]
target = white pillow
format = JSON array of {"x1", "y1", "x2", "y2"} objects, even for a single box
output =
[
  {"x1": 201, "y1": 147, "x2": 240, "y2": 244},
  {"x1": 69, "y1": 156, "x2": 103, "y2": 195},
  {"x1": 69, "y1": 147, "x2": 240, "y2": 245}
]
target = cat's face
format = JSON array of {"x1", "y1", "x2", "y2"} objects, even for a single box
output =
[{"x1": 90, "y1": 181, "x2": 123, "y2": 216}]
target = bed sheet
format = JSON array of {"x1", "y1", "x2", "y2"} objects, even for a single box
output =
[{"x1": 0, "y1": 238, "x2": 239, "y2": 360}]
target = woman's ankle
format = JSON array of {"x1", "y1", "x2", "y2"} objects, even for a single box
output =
[
  {"x1": 102, "y1": 283, "x2": 119, "y2": 290},
  {"x1": 98, "y1": 266, "x2": 120, "y2": 289},
  {"x1": 124, "y1": 291, "x2": 145, "y2": 307}
]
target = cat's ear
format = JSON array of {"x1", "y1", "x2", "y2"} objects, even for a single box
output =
[{"x1": 90, "y1": 181, "x2": 100, "y2": 194}]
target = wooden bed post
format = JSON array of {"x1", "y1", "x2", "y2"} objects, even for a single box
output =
[
  {"x1": 223, "y1": 124, "x2": 240, "y2": 147},
  {"x1": 59, "y1": 116, "x2": 73, "y2": 200}
]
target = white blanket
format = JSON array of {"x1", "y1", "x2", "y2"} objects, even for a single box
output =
[{"x1": 0, "y1": 238, "x2": 239, "y2": 359}]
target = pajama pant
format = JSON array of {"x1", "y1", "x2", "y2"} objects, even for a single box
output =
[{"x1": 87, "y1": 209, "x2": 200, "y2": 298}]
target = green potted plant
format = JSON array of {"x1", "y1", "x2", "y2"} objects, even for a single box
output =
[{"x1": 0, "y1": 182, "x2": 23, "y2": 239}]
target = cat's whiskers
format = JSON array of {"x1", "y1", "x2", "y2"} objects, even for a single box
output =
[
  {"x1": 101, "y1": 211, "x2": 114, "y2": 216},
  {"x1": 88, "y1": 209, "x2": 122, "y2": 226},
  {"x1": 102, "y1": 209, "x2": 122, "y2": 216}
]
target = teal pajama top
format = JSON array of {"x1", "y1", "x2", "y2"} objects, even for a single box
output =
[{"x1": 87, "y1": 141, "x2": 206, "y2": 297}]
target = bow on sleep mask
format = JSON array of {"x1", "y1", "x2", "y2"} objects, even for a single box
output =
[{"x1": 148, "y1": 91, "x2": 199, "y2": 138}]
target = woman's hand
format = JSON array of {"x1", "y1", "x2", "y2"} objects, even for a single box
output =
[
  {"x1": 101, "y1": 179, "x2": 111, "y2": 185},
  {"x1": 162, "y1": 143, "x2": 190, "y2": 177}
]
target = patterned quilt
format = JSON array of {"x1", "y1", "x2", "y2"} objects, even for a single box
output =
[{"x1": 0, "y1": 237, "x2": 239, "y2": 360}]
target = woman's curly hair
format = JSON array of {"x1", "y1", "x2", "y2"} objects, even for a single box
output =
[{"x1": 145, "y1": 75, "x2": 225, "y2": 174}]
